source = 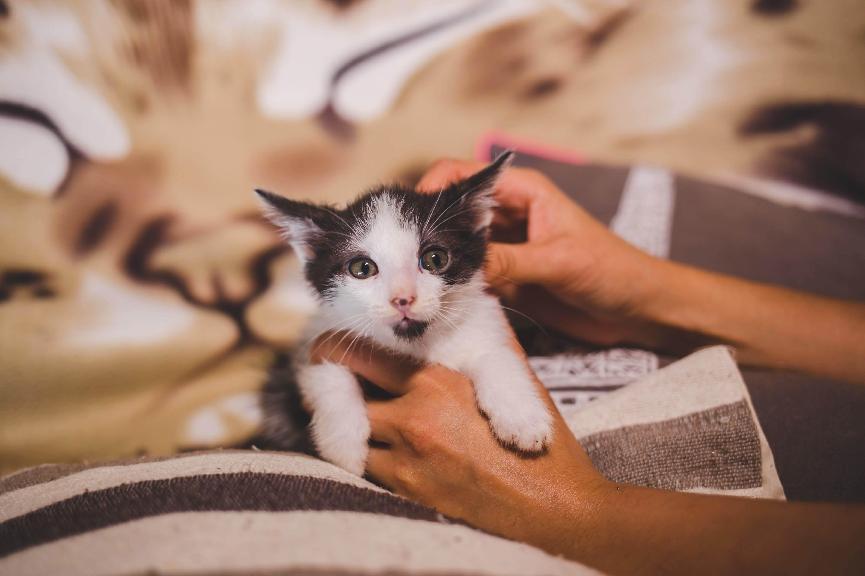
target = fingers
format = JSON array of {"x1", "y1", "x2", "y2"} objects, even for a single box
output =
[
  {"x1": 416, "y1": 159, "x2": 484, "y2": 192},
  {"x1": 485, "y1": 241, "x2": 554, "y2": 288},
  {"x1": 365, "y1": 446, "x2": 397, "y2": 487},
  {"x1": 502, "y1": 286, "x2": 630, "y2": 347},
  {"x1": 310, "y1": 334, "x2": 420, "y2": 395},
  {"x1": 367, "y1": 400, "x2": 400, "y2": 445},
  {"x1": 417, "y1": 159, "x2": 554, "y2": 215}
]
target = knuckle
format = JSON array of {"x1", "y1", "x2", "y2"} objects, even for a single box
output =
[
  {"x1": 418, "y1": 159, "x2": 465, "y2": 192},
  {"x1": 517, "y1": 166, "x2": 554, "y2": 189},
  {"x1": 422, "y1": 159, "x2": 458, "y2": 183},
  {"x1": 400, "y1": 419, "x2": 438, "y2": 455},
  {"x1": 428, "y1": 157, "x2": 459, "y2": 172},
  {"x1": 411, "y1": 367, "x2": 446, "y2": 394},
  {"x1": 498, "y1": 248, "x2": 516, "y2": 277},
  {"x1": 391, "y1": 462, "x2": 419, "y2": 494}
]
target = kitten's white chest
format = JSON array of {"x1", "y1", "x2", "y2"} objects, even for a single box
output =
[{"x1": 423, "y1": 294, "x2": 510, "y2": 371}]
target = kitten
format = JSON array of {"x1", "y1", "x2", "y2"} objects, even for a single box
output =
[{"x1": 255, "y1": 151, "x2": 552, "y2": 475}]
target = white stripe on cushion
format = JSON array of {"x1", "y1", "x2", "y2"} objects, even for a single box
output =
[{"x1": 0, "y1": 510, "x2": 598, "y2": 576}]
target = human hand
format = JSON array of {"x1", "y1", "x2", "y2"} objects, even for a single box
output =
[
  {"x1": 309, "y1": 332, "x2": 609, "y2": 554},
  {"x1": 418, "y1": 159, "x2": 670, "y2": 348},
  {"x1": 311, "y1": 330, "x2": 865, "y2": 576}
]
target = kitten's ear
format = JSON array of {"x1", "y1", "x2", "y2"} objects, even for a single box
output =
[
  {"x1": 255, "y1": 189, "x2": 333, "y2": 263},
  {"x1": 454, "y1": 149, "x2": 514, "y2": 232}
]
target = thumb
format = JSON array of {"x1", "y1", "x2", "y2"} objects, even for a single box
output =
[{"x1": 485, "y1": 242, "x2": 552, "y2": 288}]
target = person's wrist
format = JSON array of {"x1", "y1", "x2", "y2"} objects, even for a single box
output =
[
  {"x1": 601, "y1": 251, "x2": 710, "y2": 353},
  {"x1": 616, "y1": 249, "x2": 673, "y2": 325},
  {"x1": 640, "y1": 258, "x2": 714, "y2": 332},
  {"x1": 629, "y1": 257, "x2": 734, "y2": 356},
  {"x1": 534, "y1": 472, "x2": 617, "y2": 562}
]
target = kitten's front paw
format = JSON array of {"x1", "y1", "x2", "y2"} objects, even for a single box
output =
[
  {"x1": 488, "y1": 396, "x2": 554, "y2": 453},
  {"x1": 298, "y1": 362, "x2": 370, "y2": 476},
  {"x1": 311, "y1": 411, "x2": 370, "y2": 476}
]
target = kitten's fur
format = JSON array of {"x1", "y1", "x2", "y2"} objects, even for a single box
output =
[{"x1": 256, "y1": 151, "x2": 552, "y2": 475}]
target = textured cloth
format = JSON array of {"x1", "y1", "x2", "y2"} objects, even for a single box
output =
[
  {"x1": 568, "y1": 347, "x2": 782, "y2": 498},
  {"x1": 0, "y1": 347, "x2": 781, "y2": 575},
  {"x1": 0, "y1": 451, "x2": 597, "y2": 576},
  {"x1": 487, "y1": 141, "x2": 865, "y2": 501},
  {"x1": 2, "y1": 0, "x2": 865, "y2": 476}
]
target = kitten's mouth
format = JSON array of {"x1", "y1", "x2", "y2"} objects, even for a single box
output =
[{"x1": 392, "y1": 317, "x2": 428, "y2": 340}]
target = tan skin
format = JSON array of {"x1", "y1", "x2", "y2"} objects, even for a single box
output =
[{"x1": 310, "y1": 160, "x2": 865, "y2": 575}]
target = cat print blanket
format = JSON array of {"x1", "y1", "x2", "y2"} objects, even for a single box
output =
[{"x1": 1, "y1": 1, "x2": 863, "y2": 502}]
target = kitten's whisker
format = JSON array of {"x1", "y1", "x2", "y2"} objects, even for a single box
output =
[
  {"x1": 330, "y1": 328, "x2": 362, "y2": 360},
  {"x1": 321, "y1": 313, "x2": 368, "y2": 335},
  {"x1": 313, "y1": 319, "x2": 364, "y2": 351},
  {"x1": 425, "y1": 193, "x2": 465, "y2": 236},
  {"x1": 321, "y1": 207, "x2": 354, "y2": 233},
  {"x1": 421, "y1": 188, "x2": 445, "y2": 237},
  {"x1": 425, "y1": 229, "x2": 467, "y2": 235},
  {"x1": 437, "y1": 312, "x2": 459, "y2": 332},
  {"x1": 435, "y1": 304, "x2": 462, "y2": 316},
  {"x1": 339, "y1": 322, "x2": 372, "y2": 364},
  {"x1": 312, "y1": 315, "x2": 369, "y2": 355},
  {"x1": 499, "y1": 304, "x2": 549, "y2": 336},
  {"x1": 486, "y1": 271, "x2": 523, "y2": 285},
  {"x1": 427, "y1": 205, "x2": 478, "y2": 234},
  {"x1": 365, "y1": 322, "x2": 376, "y2": 366},
  {"x1": 433, "y1": 306, "x2": 460, "y2": 332}
]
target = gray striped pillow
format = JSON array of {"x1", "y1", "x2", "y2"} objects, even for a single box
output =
[
  {"x1": 0, "y1": 450, "x2": 597, "y2": 575},
  {"x1": 0, "y1": 346, "x2": 782, "y2": 575}
]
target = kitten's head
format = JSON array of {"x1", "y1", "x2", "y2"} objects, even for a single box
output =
[{"x1": 256, "y1": 151, "x2": 513, "y2": 344}]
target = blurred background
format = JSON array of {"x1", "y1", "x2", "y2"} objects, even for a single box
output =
[{"x1": 1, "y1": 0, "x2": 864, "y2": 474}]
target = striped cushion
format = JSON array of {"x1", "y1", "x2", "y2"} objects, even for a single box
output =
[
  {"x1": 565, "y1": 347, "x2": 784, "y2": 498},
  {"x1": 0, "y1": 347, "x2": 782, "y2": 575},
  {"x1": 0, "y1": 451, "x2": 597, "y2": 575}
]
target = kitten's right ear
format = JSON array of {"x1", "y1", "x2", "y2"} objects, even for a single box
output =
[{"x1": 255, "y1": 189, "x2": 331, "y2": 263}]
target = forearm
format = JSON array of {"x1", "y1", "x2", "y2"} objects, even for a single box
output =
[
  {"x1": 642, "y1": 259, "x2": 865, "y2": 384},
  {"x1": 563, "y1": 484, "x2": 865, "y2": 576}
]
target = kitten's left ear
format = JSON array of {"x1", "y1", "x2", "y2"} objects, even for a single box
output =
[
  {"x1": 454, "y1": 149, "x2": 514, "y2": 232},
  {"x1": 254, "y1": 188, "x2": 336, "y2": 263}
]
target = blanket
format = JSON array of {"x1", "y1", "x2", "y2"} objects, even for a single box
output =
[
  {"x1": 0, "y1": 1, "x2": 863, "y2": 500},
  {"x1": 0, "y1": 346, "x2": 781, "y2": 575}
]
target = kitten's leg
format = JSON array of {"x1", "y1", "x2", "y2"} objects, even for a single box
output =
[
  {"x1": 470, "y1": 350, "x2": 553, "y2": 452},
  {"x1": 297, "y1": 362, "x2": 370, "y2": 475}
]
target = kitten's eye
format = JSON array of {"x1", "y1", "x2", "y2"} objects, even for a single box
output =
[
  {"x1": 419, "y1": 248, "x2": 449, "y2": 273},
  {"x1": 347, "y1": 257, "x2": 378, "y2": 279}
]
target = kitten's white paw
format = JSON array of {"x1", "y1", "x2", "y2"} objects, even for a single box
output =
[
  {"x1": 311, "y1": 410, "x2": 370, "y2": 476},
  {"x1": 298, "y1": 362, "x2": 370, "y2": 476},
  {"x1": 488, "y1": 395, "x2": 554, "y2": 452}
]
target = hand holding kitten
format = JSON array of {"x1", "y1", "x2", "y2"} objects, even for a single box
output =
[
  {"x1": 309, "y1": 330, "x2": 606, "y2": 545},
  {"x1": 257, "y1": 152, "x2": 552, "y2": 476},
  {"x1": 418, "y1": 158, "x2": 669, "y2": 349}
]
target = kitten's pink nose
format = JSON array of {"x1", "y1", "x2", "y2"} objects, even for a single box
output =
[{"x1": 390, "y1": 295, "x2": 416, "y2": 314}]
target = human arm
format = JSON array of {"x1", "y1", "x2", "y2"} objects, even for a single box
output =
[
  {"x1": 417, "y1": 160, "x2": 865, "y2": 385},
  {"x1": 310, "y1": 335, "x2": 865, "y2": 575}
]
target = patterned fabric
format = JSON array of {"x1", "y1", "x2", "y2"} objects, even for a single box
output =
[
  {"x1": 2, "y1": 0, "x2": 864, "y2": 474},
  {"x1": 0, "y1": 451, "x2": 597, "y2": 575},
  {"x1": 0, "y1": 0, "x2": 636, "y2": 474},
  {"x1": 581, "y1": 401, "x2": 762, "y2": 492},
  {"x1": 0, "y1": 347, "x2": 783, "y2": 575},
  {"x1": 0, "y1": 0, "x2": 865, "y2": 508}
]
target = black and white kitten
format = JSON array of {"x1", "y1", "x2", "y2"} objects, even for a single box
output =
[{"x1": 256, "y1": 151, "x2": 552, "y2": 475}]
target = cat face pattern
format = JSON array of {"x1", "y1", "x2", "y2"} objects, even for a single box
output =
[{"x1": 3, "y1": 0, "x2": 859, "y2": 470}]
